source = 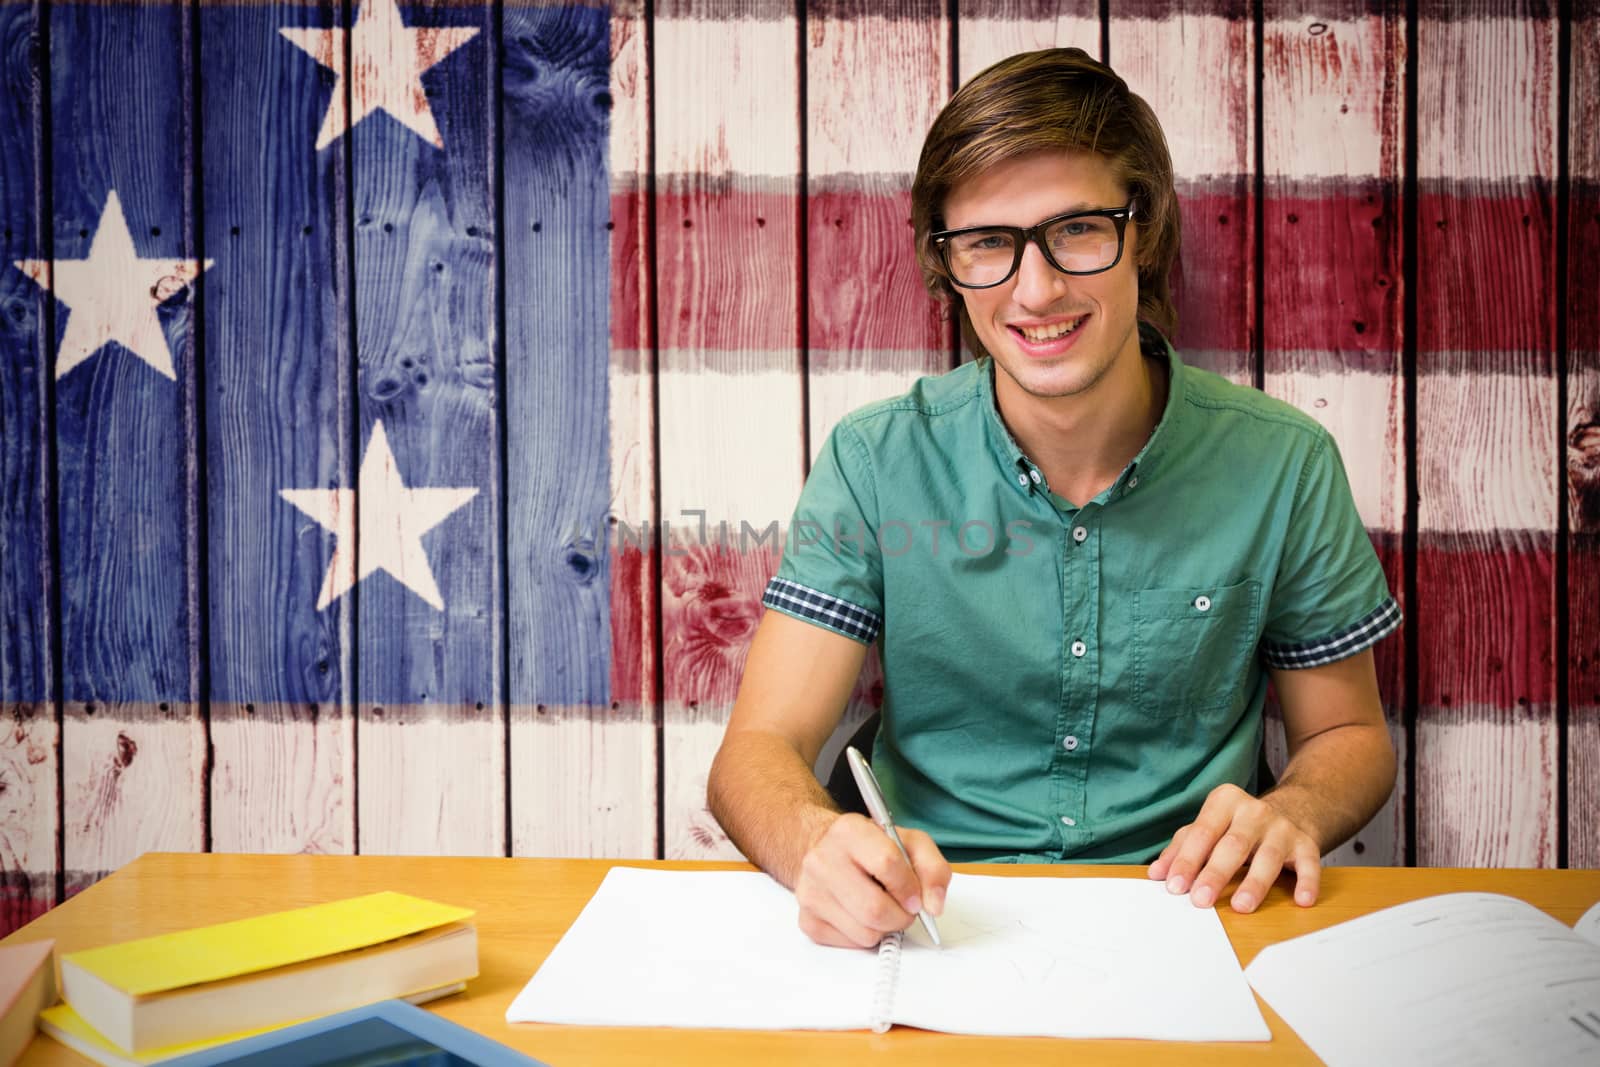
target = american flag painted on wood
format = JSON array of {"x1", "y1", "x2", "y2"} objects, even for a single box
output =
[{"x1": 1, "y1": 0, "x2": 1595, "y2": 935}]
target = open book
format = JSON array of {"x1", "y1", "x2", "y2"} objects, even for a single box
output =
[
  {"x1": 507, "y1": 867, "x2": 1269, "y2": 1041},
  {"x1": 1246, "y1": 892, "x2": 1600, "y2": 1065}
]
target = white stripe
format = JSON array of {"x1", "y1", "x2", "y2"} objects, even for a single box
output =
[
  {"x1": 608, "y1": 11, "x2": 647, "y2": 188},
  {"x1": 659, "y1": 365, "x2": 804, "y2": 531},
  {"x1": 1263, "y1": 367, "x2": 1403, "y2": 533},
  {"x1": 1112, "y1": 15, "x2": 1252, "y2": 180},
  {"x1": 1417, "y1": 369, "x2": 1557, "y2": 534},
  {"x1": 957, "y1": 16, "x2": 1101, "y2": 85},
  {"x1": 1576, "y1": 16, "x2": 1600, "y2": 182},
  {"x1": 1417, "y1": 17, "x2": 1555, "y2": 182},
  {"x1": 807, "y1": 14, "x2": 947, "y2": 177},
  {"x1": 655, "y1": 17, "x2": 800, "y2": 179},
  {"x1": 1263, "y1": 17, "x2": 1398, "y2": 181},
  {"x1": 608, "y1": 362, "x2": 653, "y2": 529}
]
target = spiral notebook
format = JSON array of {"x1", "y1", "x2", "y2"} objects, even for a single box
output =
[{"x1": 506, "y1": 867, "x2": 1269, "y2": 1041}]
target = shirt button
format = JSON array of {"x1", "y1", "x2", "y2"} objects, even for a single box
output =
[
  {"x1": 1194, "y1": 595, "x2": 1212, "y2": 612},
  {"x1": 1071, "y1": 640, "x2": 1087, "y2": 657},
  {"x1": 1029, "y1": 469, "x2": 1042, "y2": 484},
  {"x1": 1128, "y1": 476, "x2": 1139, "y2": 489},
  {"x1": 1062, "y1": 735, "x2": 1079, "y2": 752},
  {"x1": 1072, "y1": 526, "x2": 1088, "y2": 543},
  {"x1": 1018, "y1": 473, "x2": 1029, "y2": 488},
  {"x1": 1060, "y1": 816, "x2": 1077, "y2": 827}
]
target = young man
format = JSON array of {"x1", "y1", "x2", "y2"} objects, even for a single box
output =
[{"x1": 707, "y1": 48, "x2": 1400, "y2": 949}]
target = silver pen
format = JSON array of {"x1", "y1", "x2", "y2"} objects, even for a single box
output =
[{"x1": 845, "y1": 745, "x2": 942, "y2": 947}]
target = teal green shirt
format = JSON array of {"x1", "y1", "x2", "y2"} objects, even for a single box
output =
[{"x1": 762, "y1": 330, "x2": 1401, "y2": 864}]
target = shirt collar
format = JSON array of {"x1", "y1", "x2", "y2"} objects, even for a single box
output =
[{"x1": 979, "y1": 323, "x2": 1187, "y2": 499}]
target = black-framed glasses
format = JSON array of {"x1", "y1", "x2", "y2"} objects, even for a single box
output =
[{"x1": 931, "y1": 201, "x2": 1137, "y2": 289}]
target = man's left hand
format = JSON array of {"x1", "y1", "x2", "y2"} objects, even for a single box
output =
[{"x1": 1146, "y1": 784, "x2": 1320, "y2": 913}]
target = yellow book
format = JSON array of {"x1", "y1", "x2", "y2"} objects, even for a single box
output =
[
  {"x1": 58, "y1": 892, "x2": 477, "y2": 1054},
  {"x1": 38, "y1": 983, "x2": 468, "y2": 1067}
]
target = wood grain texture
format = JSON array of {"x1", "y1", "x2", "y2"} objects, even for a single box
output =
[
  {"x1": 1567, "y1": 11, "x2": 1600, "y2": 868},
  {"x1": 51, "y1": 0, "x2": 205, "y2": 882},
  {"x1": 0, "y1": 705, "x2": 54, "y2": 933},
  {"x1": 63, "y1": 701, "x2": 205, "y2": 881},
  {"x1": 1571, "y1": 540, "x2": 1600, "y2": 867},
  {"x1": 1109, "y1": 11, "x2": 1255, "y2": 382},
  {"x1": 655, "y1": 1, "x2": 802, "y2": 860},
  {"x1": 1413, "y1": 3, "x2": 1557, "y2": 867},
  {"x1": 805, "y1": 4, "x2": 948, "y2": 502},
  {"x1": 343, "y1": 0, "x2": 499, "y2": 856},
  {"x1": 200, "y1": 0, "x2": 354, "y2": 855},
  {"x1": 1415, "y1": 703, "x2": 1559, "y2": 867},
  {"x1": 956, "y1": 0, "x2": 1100, "y2": 81},
  {"x1": 605, "y1": 3, "x2": 657, "y2": 721},
  {"x1": 513, "y1": 704, "x2": 656, "y2": 858},
  {"x1": 1416, "y1": 10, "x2": 1556, "y2": 183},
  {"x1": 509, "y1": 1, "x2": 659, "y2": 858},
  {"x1": 1260, "y1": 5, "x2": 1405, "y2": 864},
  {"x1": 0, "y1": 0, "x2": 57, "y2": 935},
  {"x1": 208, "y1": 704, "x2": 350, "y2": 855}
]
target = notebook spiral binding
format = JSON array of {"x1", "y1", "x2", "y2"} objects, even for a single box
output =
[{"x1": 868, "y1": 930, "x2": 904, "y2": 1034}]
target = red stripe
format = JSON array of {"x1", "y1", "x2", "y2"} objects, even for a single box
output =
[
  {"x1": 1417, "y1": 185, "x2": 1556, "y2": 358},
  {"x1": 632, "y1": 187, "x2": 1264, "y2": 356},
  {"x1": 654, "y1": 187, "x2": 801, "y2": 355},
  {"x1": 625, "y1": 186, "x2": 1550, "y2": 365},
  {"x1": 1571, "y1": 181, "x2": 1600, "y2": 360},
  {"x1": 609, "y1": 543, "x2": 650, "y2": 705},
  {"x1": 1264, "y1": 180, "x2": 1402, "y2": 367},
  {"x1": 661, "y1": 542, "x2": 782, "y2": 709},
  {"x1": 1417, "y1": 538, "x2": 1556, "y2": 710},
  {"x1": 609, "y1": 190, "x2": 654, "y2": 354},
  {"x1": 1572, "y1": 534, "x2": 1600, "y2": 709},
  {"x1": 1169, "y1": 185, "x2": 1254, "y2": 354},
  {"x1": 0, "y1": 884, "x2": 51, "y2": 938},
  {"x1": 807, "y1": 187, "x2": 946, "y2": 357}
]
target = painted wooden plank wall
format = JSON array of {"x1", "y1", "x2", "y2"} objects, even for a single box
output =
[
  {"x1": 1260, "y1": 1, "x2": 1407, "y2": 865},
  {"x1": 0, "y1": 0, "x2": 58, "y2": 932},
  {"x1": 1, "y1": 0, "x2": 1595, "y2": 935},
  {"x1": 655, "y1": 0, "x2": 802, "y2": 859},
  {"x1": 1570, "y1": 5, "x2": 1599, "y2": 869},
  {"x1": 203, "y1": 0, "x2": 355, "y2": 859},
  {"x1": 48, "y1": 0, "x2": 207, "y2": 895},
  {"x1": 509, "y1": 0, "x2": 659, "y2": 859},
  {"x1": 1414, "y1": 0, "x2": 1560, "y2": 867}
]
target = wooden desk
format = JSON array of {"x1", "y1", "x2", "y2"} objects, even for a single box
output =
[{"x1": 4, "y1": 854, "x2": 1598, "y2": 1065}]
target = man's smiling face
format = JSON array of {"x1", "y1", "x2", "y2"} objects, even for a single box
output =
[{"x1": 941, "y1": 149, "x2": 1144, "y2": 404}]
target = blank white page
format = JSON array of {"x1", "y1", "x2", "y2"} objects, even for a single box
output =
[
  {"x1": 505, "y1": 866, "x2": 878, "y2": 1030},
  {"x1": 890, "y1": 874, "x2": 1270, "y2": 1040},
  {"x1": 1576, "y1": 901, "x2": 1600, "y2": 948},
  {"x1": 1246, "y1": 892, "x2": 1600, "y2": 1065}
]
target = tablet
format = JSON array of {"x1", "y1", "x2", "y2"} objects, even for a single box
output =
[{"x1": 163, "y1": 1000, "x2": 548, "y2": 1067}]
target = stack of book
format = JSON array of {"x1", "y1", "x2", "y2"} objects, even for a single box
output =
[
  {"x1": 0, "y1": 939, "x2": 56, "y2": 1066},
  {"x1": 37, "y1": 892, "x2": 478, "y2": 1067}
]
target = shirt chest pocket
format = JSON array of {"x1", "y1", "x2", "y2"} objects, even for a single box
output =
[{"x1": 1131, "y1": 580, "x2": 1262, "y2": 718}]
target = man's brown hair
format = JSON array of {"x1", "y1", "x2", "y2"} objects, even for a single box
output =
[{"x1": 911, "y1": 47, "x2": 1181, "y2": 356}]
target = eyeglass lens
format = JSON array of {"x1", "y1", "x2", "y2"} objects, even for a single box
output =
[{"x1": 944, "y1": 215, "x2": 1122, "y2": 287}]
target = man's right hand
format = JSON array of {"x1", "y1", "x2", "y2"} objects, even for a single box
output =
[{"x1": 793, "y1": 811, "x2": 951, "y2": 948}]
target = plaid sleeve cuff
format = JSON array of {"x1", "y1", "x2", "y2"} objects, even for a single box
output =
[
  {"x1": 1261, "y1": 597, "x2": 1402, "y2": 670},
  {"x1": 762, "y1": 577, "x2": 882, "y2": 645}
]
